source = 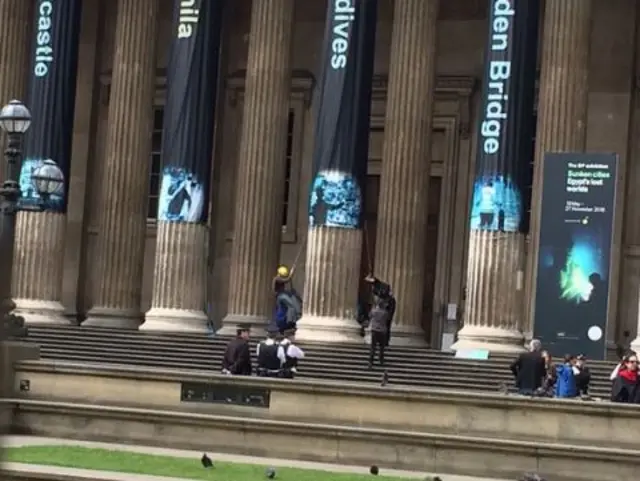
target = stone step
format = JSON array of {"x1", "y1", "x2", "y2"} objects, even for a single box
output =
[{"x1": 24, "y1": 326, "x2": 618, "y2": 398}]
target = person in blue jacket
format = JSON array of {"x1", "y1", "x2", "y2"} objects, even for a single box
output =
[
  {"x1": 272, "y1": 265, "x2": 302, "y2": 334},
  {"x1": 555, "y1": 354, "x2": 578, "y2": 398}
]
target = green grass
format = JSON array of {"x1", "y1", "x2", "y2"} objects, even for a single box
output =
[{"x1": 3, "y1": 446, "x2": 418, "y2": 481}]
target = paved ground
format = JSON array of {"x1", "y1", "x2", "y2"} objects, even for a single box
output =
[{"x1": 2, "y1": 435, "x2": 511, "y2": 481}]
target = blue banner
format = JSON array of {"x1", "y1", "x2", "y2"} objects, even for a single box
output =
[
  {"x1": 20, "y1": 0, "x2": 83, "y2": 212},
  {"x1": 469, "y1": 0, "x2": 539, "y2": 233},
  {"x1": 534, "y1": 153, "x2": 618, "y2": 360},
  {"x1": 308, "y1": 0, "x2": 377, "y2": 230},
  {"x1": 157, "y1": 0, "x2": 223, "y2": 223}
]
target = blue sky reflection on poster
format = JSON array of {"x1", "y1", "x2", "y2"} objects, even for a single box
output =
[
  {"x1": 157, "y1": 166, "x2": 205, "y2": 222},
  {"x1": 469, "y1": 175, "x2": 522, "y2": 232},
  {"x1": 309, "y1": 169, "x2": 361, "y2": 229}
]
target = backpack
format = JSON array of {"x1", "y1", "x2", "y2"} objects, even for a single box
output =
[{"x1": 277, "y1": 290, "x2": 302, "y2": 324}]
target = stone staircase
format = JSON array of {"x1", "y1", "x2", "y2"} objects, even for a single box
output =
[{"x1": 25, "y1": 325, "x2": 618, "y2": 398}]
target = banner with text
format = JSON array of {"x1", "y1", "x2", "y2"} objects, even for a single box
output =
[
  {"x1": 20, "y1": 0, "x2": 83, "y2": 212},
  {"x1": 308, "y1": 0, "x2": 377, "y2": 230},
  {"x1": 469, "y1": 0, "x2": 539, "y2": 233},
  {"x1": 158, "y1": 0, "x2": 223, "y2": 223},
  {"x1": 533, "y1": 153, "x2": 618, "y2": 360}
]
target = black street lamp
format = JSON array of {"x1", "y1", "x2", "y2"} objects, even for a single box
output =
[
  {"x1": 0, "y1": 99, "x2": 32, "y2": 339},
  {"x1": 30, "y1": 158, "x2": 65, "y2": 210}
]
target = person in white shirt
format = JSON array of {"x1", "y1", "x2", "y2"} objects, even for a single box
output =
[{"x1": 279, "y1": 331, "x2": 305, "y2": 378}]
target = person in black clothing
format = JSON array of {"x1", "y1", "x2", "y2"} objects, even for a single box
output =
[
  {"x1": 256, "y1": 328, "x2": 286, "y2": 377},
  {"x1": 573, "y1": 354, "x2": 591, "y2": 396},
  {"x1": 221, "y1": 327, "x2": 252, "y2": 376},
  {"x1": 510, "y1": 339, "x2": 546, "y2": 395},
  {"x1": 611, "y1": 353, "x2": 640, "y2": 403},
  {"x1": 368, "y1": 296, "x2": 390, "y2": 368},
  {"x1": 365, "y1": 275, "x2": 396, "y2": 346}
]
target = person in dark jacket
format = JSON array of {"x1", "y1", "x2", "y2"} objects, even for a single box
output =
[
  {"x1": 535, "y1": 350, "x2": 556, "y2": 397},
  {"x1": 573, "y1": 354, "x2": 591, "y2": 396},
  {"x1": 368, "y1": 296, "x2": 390, "y2": 368},
  {"x1": 365, "y1": 275, "x2": 396, "y2": 346},
  {"x1": 611, "y1": 353, "x2": 640, "y2": 403},
  {"x1": 221, "y1": 327, "x2": 252, "y2": 376},
  {"x1": 555, "y1": 354, "x2": 578, "y2": 398},
  {"x1": 273, "y1": 266, "x2": 303, "y2": 334},
  {"x1": 510, "y1": 339, "x2": 546, "y2": 395}
]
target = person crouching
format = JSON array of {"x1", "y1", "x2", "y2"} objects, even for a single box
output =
[{"x1": 256, "y1": 327, "x2": 285, "y2": 377}]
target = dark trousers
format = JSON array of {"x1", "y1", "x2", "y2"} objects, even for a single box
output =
[{"x1": 369, "y1": 330, "x2": 386, "y2": 366}]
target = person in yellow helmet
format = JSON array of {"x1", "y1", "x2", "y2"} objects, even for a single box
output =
[
  {"x1": 271, "y1": 265, "x2": 302, "y2": 334},
  {"x1": 276, "y1": 265, "x2": 290, "y2": 278}
]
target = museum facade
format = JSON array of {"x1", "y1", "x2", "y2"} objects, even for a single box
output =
[{"x1": 1, "y1": 0, "x2": 639, "y2": 354}]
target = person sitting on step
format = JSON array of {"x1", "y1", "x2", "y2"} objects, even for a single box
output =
[
  {"x1": 256, "y1": 327, "x2": 286, "y2": 377},
  {"x1": 278, "y1": 329, "x2": 305, "y2": 379},
  {"x1": 221, "y1": 326, "x2": 252, "y2": 376}
]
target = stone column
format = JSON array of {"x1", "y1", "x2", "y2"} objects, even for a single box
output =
[
  {"x1": 144, "y1": 223, "x2": 209, "y2": 331},
  {"x1": 218, "y1": 0, "x2": 294, "y2": 336},
  {"x1": 84, "y1": 0, "x2": 159, "y2": 328},
  {"x1": 372, "y1": 0, "x2": 439, "y2": 345},
  {"x1": 12, "y1": 0, "x2": 84, "y2": 325},
  {"x1": 626, "y1": 26, "x2": 640, "y2": 353},
  {"x1": 12, "y1": 212, "x2": 67, "y2": 323},
  {"x1": 525, "y1": 0, "x2": 592, "y2": 332},
  {"x1": 453, "y1": 0, "x2": 540, "y2": 353},
  {"x1": 0, "y1": 0, "x2": 31, "y2": 185},
  {"x1": 631, "y1": 283, "x2": 640, "y2": 352},
  {"x1": 296, "y1": 229, "x2": 363, "y2": 342}
]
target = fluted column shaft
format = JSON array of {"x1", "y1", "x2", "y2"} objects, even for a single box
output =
[
  {"x1": 0, "y1": 0, "x2": 30, "y2": 185},
  {"x1": 12, "y1": 212, "x2": 67, "y2": 323},
  {"x1": 296, "y1": 228, "x2": 363, "y2": 342},
  {"x1": 373, "y1": 0, "x2": 439, "y2": 345},
  {"x1": 525, "y1": 0, "x2": 592, "y2": 332},
  {"x1": 144, "y1": 223, "x2": 208, "y2": 331},
  {"x1": 85, "y1": 0, "x2": 158, "y2": 328},
  {"x1": 219, "y1": 0, "x2": 294, "y2": 336},
  {"x1": 626, "y1": 19, "x2": 640, "y2": 352}
]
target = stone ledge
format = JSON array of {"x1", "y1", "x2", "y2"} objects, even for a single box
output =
[
  {"x1": 9, "y1": 399, "x2": 639, "y2": 481},
  {"x1": 1, "y1": 470, "x2": 96, "y2": 481},
  {"x1": 15, "y1": 359, "x2": 640, "y2": 417}
]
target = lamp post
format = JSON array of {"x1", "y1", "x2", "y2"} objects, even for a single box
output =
[{"x1": 0, "y1": 100, "x2": 32, "y2": 339}]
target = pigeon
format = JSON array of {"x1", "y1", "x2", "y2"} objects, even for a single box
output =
[
  {"x1": 370, "y1": 465, "x2": 379, "y2": 475},
  {"x1": 265, "y1": 467, "x2": 276, "y2": 479},
  {"x1": 521, "y1": 474, "x2": 545, "y2": 481},
  {"x1": 201, "y1": 453, "x2": 213, "y2": 468},
  {"x1": 381, "y1": 370, "x2": 389, "y2": 386}
]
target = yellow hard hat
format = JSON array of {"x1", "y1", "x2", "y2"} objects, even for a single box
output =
[{"x1": 277, "y1": 265, "x2": 290, "y2": 278}]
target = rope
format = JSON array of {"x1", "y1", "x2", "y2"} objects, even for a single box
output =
[
  {"x1": 363, "y1": 220, "x2": 373, "y2": 275},
  {"x1": 289, "y1": 233, "x2": 307, "y2": 277}
]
